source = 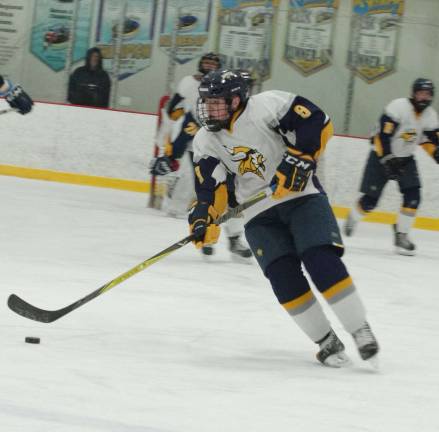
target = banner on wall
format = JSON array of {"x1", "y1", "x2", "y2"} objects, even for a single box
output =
[
  {"x1": 347, "y1": 0, "x2": 404, "y2": 83},
  {"x1": 284, "y1": 0, "x2": 339, "y2": 75},
  {"x1": 216, "y1": 0, "x2": 277, "y2": 82},
  {"x1": 30, "y1": 0, "x2": 94, "y2": 72},
  {"x1": 96, "y1": 0, "x2": 157, "y2": 80},
  {"x1": 159, "y1": 0, "x2": 213, "y2": 64},
  {"x1": 0, "y1": 0, "x2": 30, "y2": 80}
]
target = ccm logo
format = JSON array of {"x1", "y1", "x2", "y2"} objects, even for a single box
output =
[{"x1": 285, "y1": 154, "x2": 311, "y2": 169}]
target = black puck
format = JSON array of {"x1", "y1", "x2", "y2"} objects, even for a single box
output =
[{"x1": 25, "y1": 337, "x2": 40, "y2": 344}]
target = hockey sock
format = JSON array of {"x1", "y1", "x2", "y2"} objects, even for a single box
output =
[
  {"x1": 397, "y1": 208, "x2": 416, "y2": 234},
  {"x1": 224, "y1": 215, "x2": 244, "y2": 238},
  {"x1": 302, "y1": 246, "x2": 367, "y2": 334},
  {"x1": 266, "y1": 255, "x2": 331, "y2": 342},
  {"x1": 350, "y1": 200, "x2": 366, "y2": 222}
]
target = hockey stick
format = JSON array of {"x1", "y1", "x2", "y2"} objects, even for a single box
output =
[{"x1": 8, "y1": 189, "x2": 270, "y2": 323}]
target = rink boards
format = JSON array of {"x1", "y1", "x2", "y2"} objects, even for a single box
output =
[{"x1": 0, "y1": 101, "x2": 438, "y2": 229}]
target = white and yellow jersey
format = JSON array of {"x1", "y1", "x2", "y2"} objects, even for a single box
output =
[
  {"x1": 176, "y1": 75, "x2": 200, "y2": 119},
  {"x1": 193, "y1": 90, "x2": 329, "y2": 223},
  {"x1": 373, "y1": 98, "x2": 439, "y2": 158}
]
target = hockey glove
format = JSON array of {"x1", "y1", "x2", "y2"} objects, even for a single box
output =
[
  {"x1": 188, "y1": 202, "x2": 221, "y2": 249},
  {"x1": 149, "y1": 156, "x2": 179, "y2": 176},
  {"x1": 3, "y1": 83, "x2": 33, "y2": 114},
  {"x1": 379, "y1": 155, "x2": 407, "y2": 180},
  {"x1": 270, "y1": 151, "x2": 315, "y2": 199},
  {"x1": 434, "y1": 146, "x2": 439, "y2": 164}
]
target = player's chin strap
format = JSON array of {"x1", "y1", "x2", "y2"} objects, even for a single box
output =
[{"x1": 7, "y1": 188, "x2": 273, "y2": 324}]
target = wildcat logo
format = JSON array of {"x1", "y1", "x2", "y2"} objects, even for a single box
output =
[
  {"x1": 400, "y1": 130, "x2": 417, "y2": 143},
  {"x1": 228, "y1": 146, "x2": 266, "y2": 179}
]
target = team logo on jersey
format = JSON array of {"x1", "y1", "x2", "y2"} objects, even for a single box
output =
[
  {"x1": 399, "y1": 130, "x2": 417, "y2": 143},
  {"x1": 228, "y1": 146, "x2": 266, "y2": 179}
]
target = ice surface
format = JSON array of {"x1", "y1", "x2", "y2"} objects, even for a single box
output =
[{"x1": 1, "y1": 176, "x2": 438, "y2": 432}]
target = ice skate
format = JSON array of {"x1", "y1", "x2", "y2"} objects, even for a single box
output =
[
  {"x1": 316, "y1": 329, "x2": 351, "y2": 368},
  {"x1": 228, "y1": 236, "x2": 252, "y2": 263},
  {"x1": 201, "y1": 245, "x2": 214, "y2": 260},
  {"x1": 352, "y1": 322, "x2": 379, "y2": 367},
  {"x1": 393, "y1": 224, "x2": 416, "y2": 256},
  {"x1": 344, "y1": 211, "x2": 357, "y2": 237}
]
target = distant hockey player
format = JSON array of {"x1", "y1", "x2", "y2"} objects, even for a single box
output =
[
  {"x1": 0, "y1": 75, "x2": 33, "y2": 114},
  {"x1": 344, "y1": 78, "x2": 439, "y2": 256},
  {"x1": 188, "y1": 69, "x2": 379, "y2": 367},
  {"x1": 150, "y1": 54, "x2": 252, "y2": 261}
]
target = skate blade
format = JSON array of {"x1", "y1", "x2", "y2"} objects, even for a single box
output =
[
  {"x1": 366, "y1": 354, "x2": 380, "y2": 370},
  {"x1": 322, "y1": 352, "x2": 352, "y2": 368},
  {"x1": 395, "y1": 247, "x2": 416, "y2": 256},
  {"x1": 230, "y1": 253, "x2": 253, "y2": 264}
]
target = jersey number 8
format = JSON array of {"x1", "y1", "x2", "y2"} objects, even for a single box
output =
[{"x1": 294, "y1": 104, "x2": 312, "y2": 119}]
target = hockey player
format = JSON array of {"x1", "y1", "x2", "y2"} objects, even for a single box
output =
[
  {"x1": 0, "y1": 75, "x2": 33, "y2": 114},
  {"x1": 150, "y1": 54, "x2": 252, "y2": 261},
  {"x1": 344, "y1": 78, "x2": 439, "y2": 256},
  {"x1": 188, "y1": 69, "x2": 379, "y2": 367}
]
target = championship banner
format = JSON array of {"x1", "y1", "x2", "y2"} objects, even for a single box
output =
[
  {"x1": 0, "y1": 0, "x2": 30, "y2": 80},
  {"x1": 159, "y1": 0, "x2": 213, "y2": 64},
  {"x1": 216, "y1": 0, "x2": 278, "y2": 82},
  {"x1": 30, "y1": 0, "x2": 94, "y2": 72},
  {"x1": 284, "y1": 0, "x2": 339, "y2": 75},
  {"x1": 96, "y1": 0, "x2": 157, "y2": 80},
  {"x1": 347, "y1": 0, "x2": 404, "y2": 82}
]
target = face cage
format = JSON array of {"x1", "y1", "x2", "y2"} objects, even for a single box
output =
[
  {"x1": 412, "y1": 91, "x2": 433, "y2": 111},
  {"x1": 199, "y1": 59, "x2": 221, "y2": 75},
  {"x1": 196, "y1": 97, "x2": 232, "y2": 132}
]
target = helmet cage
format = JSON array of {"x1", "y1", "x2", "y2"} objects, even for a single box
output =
[
  {"x1": 411, "y1": 78, "x2": 435, "y2": 112},
  {"x1": 198, "y1": 52, "x2": 221, "y2": 75},
  {"x1": 197, "y1": 69, "x2": 249, "y2": 132}
]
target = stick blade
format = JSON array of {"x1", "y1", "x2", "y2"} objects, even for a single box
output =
[{"x1": 7, "y1": 294, "x2": 57, "y2": 323}]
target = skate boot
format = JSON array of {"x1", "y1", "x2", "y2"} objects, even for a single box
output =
[
  {"x1": 352, "y1": 322, "x2": 379, "y2": 362},
  {"x1": 201, "y1": 245, "x2": 214, "y2": 258},
  {"x1": 344, "y1": 211, "x2": 358, "y2": 237},
  {"x1": 316, "y1": 329, "x2": 351, "y2": 368},
  {"x1": 228, "y1": 236, "x2": 252, "y2": 263},
  {"x1": 393, "y1": 224, "x2": 416, "y2": 256}
]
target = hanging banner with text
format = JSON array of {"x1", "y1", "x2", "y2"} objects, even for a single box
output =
[
  {"x1": 216, "y1": 0, "x2": 277, "y2": 82},
  {"x1": 30, "y1": 0, "x2": 94, "y2": 72},
  {"x1": 96, "y1": 0, "x2": 157, "y2": 80},
  {"x1": 347, "y1": 0, "x2": 404, "y2": 82},
  {"x1": 0, "y1": 0, "x2": 30, "y2": 80},
  {"x1": 159, "y1": 0, "x2": 213, "y2": 64},
  {"x1": 284, "y1": 0, "x2": 339, "y2": 75}
]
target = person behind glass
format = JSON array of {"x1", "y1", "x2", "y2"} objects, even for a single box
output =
[
  {"x1": 344, "y1": 78, "x2": 439, "y2": 256},
  {"x1": 68, "y1": 47, "x2": 111, "y2": 108},
  {"x1": 0, "y1": 75, "x2": 33, "y2": 114}
]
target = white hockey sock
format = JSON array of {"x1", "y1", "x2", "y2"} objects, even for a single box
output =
[
  {"x1": 323, "y1": 276, "x2": 367, "y2": 334},
  {"x1": 224, "y1": 215, "x2": 244, "y2": 238},
  {"x1": 282, "y1": 291, "x2": 331, "y2": 342},
  {"x1": 397, "y1": 209, "x2": 416, "y2": 234},
  {"x1": 350, "y1": 201, "x2": 366, "y2": 222}
]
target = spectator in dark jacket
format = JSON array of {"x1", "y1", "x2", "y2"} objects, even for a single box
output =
[{"x1": 68, "y1": 47, "x2": 111, "y2": 108}]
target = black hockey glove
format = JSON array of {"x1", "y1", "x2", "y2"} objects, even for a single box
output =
[
  {"x1": 5, "y1": 84, "x2": 33, "y2": 114},
  {"x1": 270, "y1": 151, "x2": 315, "y2": 199},
  {"x1": 188, "y1": 202, "x2": 221, "y2": 249},
  {"x1": 433, "y1": 146, "x2": 439, "y2": 164},
  {"x1": 379, "y1": 155, "x2": 407, "y2": 180},
  {"x1": 149, "y1": 156, "x2": 179, "y2": 176}
]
